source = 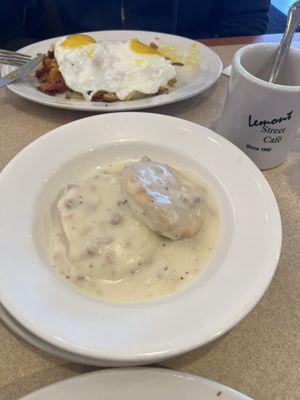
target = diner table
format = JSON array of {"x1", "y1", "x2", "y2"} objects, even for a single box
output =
[{"x1": 0, "y1": 33, "x2": 299, "y2": 400}]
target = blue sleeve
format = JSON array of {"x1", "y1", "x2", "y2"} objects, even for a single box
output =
[{"x1": 213, "y1": 0, "x2": 271, "y2": 37}]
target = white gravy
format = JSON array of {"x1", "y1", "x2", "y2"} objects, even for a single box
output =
[{"x1": 48, "y1": 160, "x2": 220, "y2": 301}]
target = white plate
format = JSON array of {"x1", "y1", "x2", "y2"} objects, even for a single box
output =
[
  {"x1": 0, "y1": 301, "x2": 109, "y2": 366},
  {"x1": 2, "y1": 30, "x2": 222, "y2": 112},
  {"x1": 0, "y1": 113, "x2": 281, "y2": 366},
  {"x1": 20, "y1": 368, "x2": 252, "y2": 400}
]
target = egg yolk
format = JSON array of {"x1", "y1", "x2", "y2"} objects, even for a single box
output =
[
  {"x1": 130, "y1": 39, "x2": 160, "y2": 55},
  {"x1": 61, "y1": 34, "x2": 96, "y2": 48}
]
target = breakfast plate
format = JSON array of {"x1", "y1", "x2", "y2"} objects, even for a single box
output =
[
  {"x1": 0, "y1": 113, "x2": 281, "y2": 366},
  {"x1": 19, "y1": 368, "x2": 252, "y2": 400},
  {"x1": 2, "y1": 30, "x2": 222, "y2": 111}
]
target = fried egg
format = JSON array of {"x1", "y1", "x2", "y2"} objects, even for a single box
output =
[{"x1": 54, "y1": 34, "x2": 176, "y2": 101}]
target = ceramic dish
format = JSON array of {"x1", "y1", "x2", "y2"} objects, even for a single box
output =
[
  {"x1": 0, "y1": 112, "x2": 281, "y2": 366},
  {"x1": 19, "y1": 368, "x2": 253, "y2": 400},
  {"x1": 0, "y1": 302, "x2": 107, "y2": 366},
  {"x1": 2, "y1": 30, "x2": 222, "y2": 112}
]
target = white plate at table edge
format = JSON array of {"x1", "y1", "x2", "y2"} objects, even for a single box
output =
[
  {"x1": 19, "y1": 368, "x2": 253, "y2": 400},
  {"x1": 2, "y1": 30, "x2": 222, "y2": 112},
  {"x1": 0, "y1": 301, "x2": 119, "y2": 366},
  {"x1": 0, "y1": 112, "x2": 281, "y2": 365}
]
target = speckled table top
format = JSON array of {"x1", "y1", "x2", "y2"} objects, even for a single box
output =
[{"x1": 0, "y1": 44, "x2": 299, "y2": 400}]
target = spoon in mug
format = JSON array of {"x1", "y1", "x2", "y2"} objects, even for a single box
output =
[{"x1": 269, "y1": 1, "x2": 300, "y2": 83}]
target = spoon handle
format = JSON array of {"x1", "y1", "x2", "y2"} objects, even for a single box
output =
[{"x1": 269, "y1": 1, "x2": 300, "y2": 83}]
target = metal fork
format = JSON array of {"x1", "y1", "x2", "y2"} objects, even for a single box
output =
[
  {"x1": 0, "y1": 49, "x2": 32, "y2": 66},
  {"x1": 0, "y1": 54, "x2": 43, "y2": 88}
]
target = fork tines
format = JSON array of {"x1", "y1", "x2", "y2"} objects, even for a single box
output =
[{"x1": 0, "y1": 49, "x2": 32, "y2": 66}]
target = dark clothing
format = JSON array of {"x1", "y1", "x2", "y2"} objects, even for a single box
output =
[
  {"x1": 56, "y1": 0, "x2": 270, "y2": 37},
  {"x1": 1, "y1": 0, "x2": 270, "y2": 50}
]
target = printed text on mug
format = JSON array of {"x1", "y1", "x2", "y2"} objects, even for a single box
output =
[{"x1": 248, "y1": 110, "x2": 293, "y2": 144}]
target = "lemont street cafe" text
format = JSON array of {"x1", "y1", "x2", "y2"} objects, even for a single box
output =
[{"x1": 248, "y1": 110, "x2": 293, "y2": 143}]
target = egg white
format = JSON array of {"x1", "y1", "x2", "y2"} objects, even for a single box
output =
[{"x1": 54, "y1": 38, "x2": 176, "y2": 101}]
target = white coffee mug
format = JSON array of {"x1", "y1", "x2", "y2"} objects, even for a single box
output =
[{"x1": 216, "y1": 43, "x2": 300, "y2": 169}]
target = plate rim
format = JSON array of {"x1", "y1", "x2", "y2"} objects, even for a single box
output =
[
  {"x1": 19, "y1": 367, "x2": 253, "y2": 400},
  {"x1": 0, "y1": 301, "x2": 114, "y2": 366},
  {"x1": 3, "y1": 29, "x2": 223, "y2": 112},
  {"x1": 0, "y1": 112, "x2": 282, "y2": 363}
]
